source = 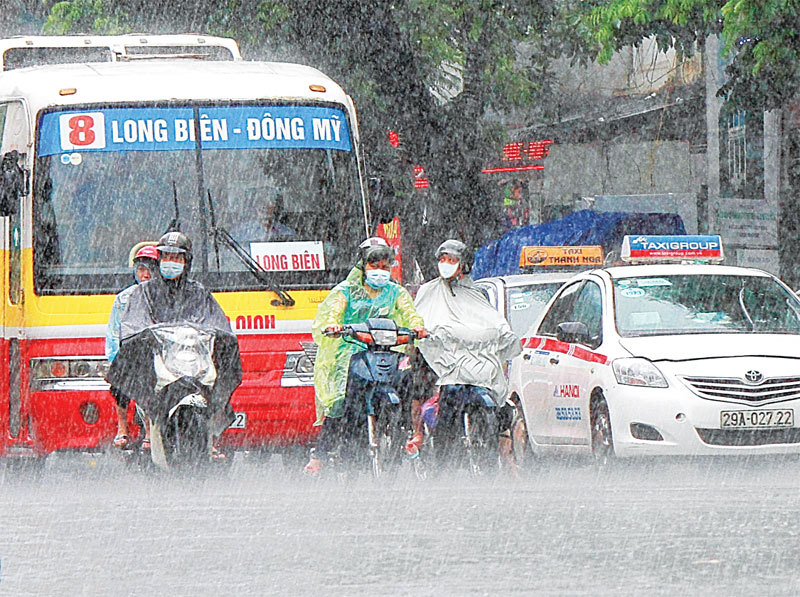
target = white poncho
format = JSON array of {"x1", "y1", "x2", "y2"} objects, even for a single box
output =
[{"x1": 414, "y1": 275, "x2": 521, "y2": 405}]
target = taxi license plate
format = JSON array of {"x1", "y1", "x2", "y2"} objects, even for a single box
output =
[
  {"x1": 720, "y1": 409, "x2": 793, "y2": 428},
  {"x1": 229, "y1": 412, "x2": 247, "y2": 429}
]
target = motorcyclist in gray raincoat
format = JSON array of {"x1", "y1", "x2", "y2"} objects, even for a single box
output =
[
  {"x1": 112, "y1": 232, "x2": 242, "y2": 454},
  {"x1": 409, "y1": 239, "x2": 521, "y2": 458}
]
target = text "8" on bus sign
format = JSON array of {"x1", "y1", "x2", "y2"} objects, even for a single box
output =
[{"x1": 59, "y1": 112, "x2": 106, "y2": 151}]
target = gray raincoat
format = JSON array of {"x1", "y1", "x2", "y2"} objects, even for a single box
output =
[{"x1": 414, "y1": 275, "x2": 521, "y2": 405}]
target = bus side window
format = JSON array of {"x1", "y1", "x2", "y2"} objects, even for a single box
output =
[{"x1": 0, "y1": 101, "x2": 27, "y2": 305}]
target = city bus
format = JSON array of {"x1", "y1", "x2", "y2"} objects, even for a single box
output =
[{"x1": 0, "y1": 35, "x2": 370, "y2": 463}]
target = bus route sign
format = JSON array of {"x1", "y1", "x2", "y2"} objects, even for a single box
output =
[{"x1": 38, "y1": 105, "x2": 352, "y2": 155}]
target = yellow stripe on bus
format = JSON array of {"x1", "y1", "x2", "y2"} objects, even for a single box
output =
[
  {"x1": 24, "y1": 289, "x2": 328, "y2": 328},
  {"x1": 3, "y1": 248, "x2": 329, "y2": 328}
]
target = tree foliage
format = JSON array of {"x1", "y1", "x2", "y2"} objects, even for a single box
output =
[
  {"x1": 584, "y1": 0, "x2": 800, "y2": 110},
  {"x1": 38, "y1": 0, "x2": 587, "y2": 253}
]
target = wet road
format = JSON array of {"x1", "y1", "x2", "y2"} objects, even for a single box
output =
[{"x1": 1, "y1": 453, "x2": 799, "y2": 596}]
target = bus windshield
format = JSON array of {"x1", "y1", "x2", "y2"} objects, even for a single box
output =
[{"x1": 33, "y1": 103, "x2": 364, "y2": 294}]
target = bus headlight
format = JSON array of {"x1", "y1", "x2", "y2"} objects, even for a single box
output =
[
  {"x1": 30, "y1": 357, "x2": 110, "y2": 391},
  {"x1": 282, "y1": 351, "x2": 315, "y2": 387},
  {"x1": 295, "y1": 355, "x2": 314, "y2": 375}
]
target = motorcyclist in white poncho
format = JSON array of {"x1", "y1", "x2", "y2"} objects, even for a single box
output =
[{"x1": 409, "y1": 239, "x2": 521, "y2": 457}]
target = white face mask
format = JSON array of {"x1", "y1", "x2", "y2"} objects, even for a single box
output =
[
  {"x1": 365, "y1": 268, "x2": 391, "y2": 289},
  {"x1": 438, "y1": 261, "x2": 459, "y2": 279}
]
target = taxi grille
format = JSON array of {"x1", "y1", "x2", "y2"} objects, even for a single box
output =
[
  {"x1": 696, "y1": 427, "x2": 800, "y2": 446},
  {"x1": 682, "y1": 376, "x2": 800, "y2": 403}
]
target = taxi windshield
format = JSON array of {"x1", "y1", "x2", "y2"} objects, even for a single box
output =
[{"x1": 614, "y1": 274, "x2": 800, "y2": 337}]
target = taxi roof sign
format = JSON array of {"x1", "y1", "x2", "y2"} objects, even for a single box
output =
[
  {"x1": 520, "y1": 245, "x2": 604, "y2": 268},
  {"x1": 621, "y1": 235, "x2": 724, "y2": 263}
]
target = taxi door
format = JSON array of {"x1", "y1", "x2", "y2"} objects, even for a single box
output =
[
  {"x1": 518, "y1": 281, "x2": 583, "y2": 445},
  {"x1": 548, "y1": 280, "x2": 604, "y2": 444}
]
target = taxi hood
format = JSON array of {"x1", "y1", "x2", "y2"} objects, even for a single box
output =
[{"x1": 618, "y1": 334, "x2": 800, "y2": 362}]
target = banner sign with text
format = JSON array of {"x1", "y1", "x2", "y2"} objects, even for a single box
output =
[
  {"x1": 249, "y1": 241, "x2": 326, "y2": 272},
  {"x1": 621, "y1": 235, "x2": 724, "y2": 262},
  {"x1": 38, "y1": 105, "x2": 351, "y2": 156},
  {"x1": 519, "y1": 245, "x2": 603, "y2": 268},
  {"x1": 714, "y1": 198, "x2": 778, "y2": 248}
]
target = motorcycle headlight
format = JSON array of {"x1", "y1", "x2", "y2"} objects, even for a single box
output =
[
  {"x1": 156, "y1": 326, "x2": 214, "y2": 380},
  {"x1": 612, "y1": 358, "x2": 668, "y2": 388},
  {"x1": 371, "y1": 329, "x2": 398, "y2": 346},
  {"x1": 165, "y1": 345, "x2": 205, "y2": 378}
]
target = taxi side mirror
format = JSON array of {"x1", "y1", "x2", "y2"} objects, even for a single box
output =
[
  {"x1": 556, "y1": 321, "x2": 590, "y2": 345},
  {"x1": 0, "y1": 150, "x2": 23, "y2": 217}
]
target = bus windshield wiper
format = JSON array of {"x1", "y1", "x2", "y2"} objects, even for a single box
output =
[
  {"x1": 206, "y1": 190, "x2": 295, "y2": 307},
  {"x1": 163, "y1": 180, "x2": 181, "y2": 233}
]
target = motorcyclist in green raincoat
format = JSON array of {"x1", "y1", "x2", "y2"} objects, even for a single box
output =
[{"x1": 304, "y1": 237, "x2": 426, "y2": 476}]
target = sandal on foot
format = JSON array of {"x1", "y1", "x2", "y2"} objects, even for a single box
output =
[
  {"x1": 210, "y1": 446, "x2": 227, "y2": 461},
  {"x1": 140, "y1": 439, "x2": 151, "y2": 451},
  {"x1": 303, "y1": 457, "x2": 322, "y2": 477},
  {"x1": 404, "y1": 433, "x2": 423, "y2": 457},
  {"x1": 112, "y1": 434, "x2": 129, "y2": 449}
]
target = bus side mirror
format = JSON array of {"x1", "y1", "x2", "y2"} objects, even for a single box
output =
[{"x1": 0, "y1": 150, "x2": 23, "y2": 217}]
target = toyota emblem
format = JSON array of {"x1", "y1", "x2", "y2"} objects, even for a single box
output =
[{"x1": 744, "y1": 370, "x2": 764, "y2": 384}]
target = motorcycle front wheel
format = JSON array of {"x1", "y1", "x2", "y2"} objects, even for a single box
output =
[
  {"x1": 369, "y1": 402, "x2": 404, "y2": 479},
  {"x1": 464, "y1": 407, "x2": 498, "y2": 477},
  {"x1": 162, "y1": 406, "x2": 210, "y2": 470}
]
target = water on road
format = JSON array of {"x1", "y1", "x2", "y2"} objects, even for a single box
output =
[{"x1": 1, "y1": 453, "x2": 799, "y2": 595}]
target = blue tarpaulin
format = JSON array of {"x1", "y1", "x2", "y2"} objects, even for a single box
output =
[{"x1": 473, "y1": 210, "x2": 686, "y2": 279}]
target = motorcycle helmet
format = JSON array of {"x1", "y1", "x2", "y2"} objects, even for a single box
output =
[
  {"x1": 358, "y1": 237, "x2": 393, "y2": 266},
  {"x1": 133, "y1": 245, "x2": 159, "y2": 264},
  {"x1": 132, "y1": 244, "x2": 158, "y2": 281},
  {"x1": 435, "y1": 239, "x2": 471, "y2": 274},
  {"x1": 157, "y1": 231, "x2": 193, "y2": 272}
]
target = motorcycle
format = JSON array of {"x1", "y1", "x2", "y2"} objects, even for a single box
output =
[
  {"x1": 107, "y1": 323, "x2": 242, "y2": 471},
  {"x1": 412, "y1": 380, "x2": 500, "y2": 478},
  {"x1": 323, "y1": 317, "x2": 417, "y2": 478}
]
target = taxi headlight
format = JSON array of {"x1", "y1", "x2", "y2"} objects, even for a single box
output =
[{"x1": 612, "y1": 358, "x2": 668, "y2": 388}]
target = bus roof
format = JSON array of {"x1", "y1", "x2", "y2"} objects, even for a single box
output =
[
  {"x1": 0, "y1": 35, "x2": 242, "y2": 70},
  {"x1": 0, "y1": 59, "x2": 351, "y2": 115}
]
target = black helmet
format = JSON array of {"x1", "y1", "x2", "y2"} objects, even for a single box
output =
[
  {"x1": 157, "y1": 231, "x2": 193, "y2": 270},
  {"x1": 435, "y1": 239, "x2": 471, "y2": 273},
  {"x1": 358, "y1": 237, "x2": 393, "y2": 266}
]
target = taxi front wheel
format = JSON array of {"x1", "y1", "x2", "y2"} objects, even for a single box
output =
[
  {"x1": 509, "y1": 398, "x2": 532, "y2": 469},
  {"x1": 590, "y1": 395, "x2": 614, "y2": 465}
]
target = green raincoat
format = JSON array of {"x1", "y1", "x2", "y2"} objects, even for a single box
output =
[{"x1": 312, "y1": 265, "x2": 424, "y2": 423}]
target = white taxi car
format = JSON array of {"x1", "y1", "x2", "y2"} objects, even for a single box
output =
[
  {"x1": 509, "y1": 235, "x2": 800, "y2": 460},
  {"x1": 475, "y1": 245, "x2": 603, "y2": 336},
  {"x1": 475, "y1": 273, "x2": 574, "y2": 337}
]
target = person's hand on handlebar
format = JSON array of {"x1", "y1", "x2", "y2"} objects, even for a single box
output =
[
  {"x1": 324, "y1": 324, "x2": 343, "y2": 336},
  {"x1": 413, "y1": 326, "x2": 428, "y2": 339}
]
